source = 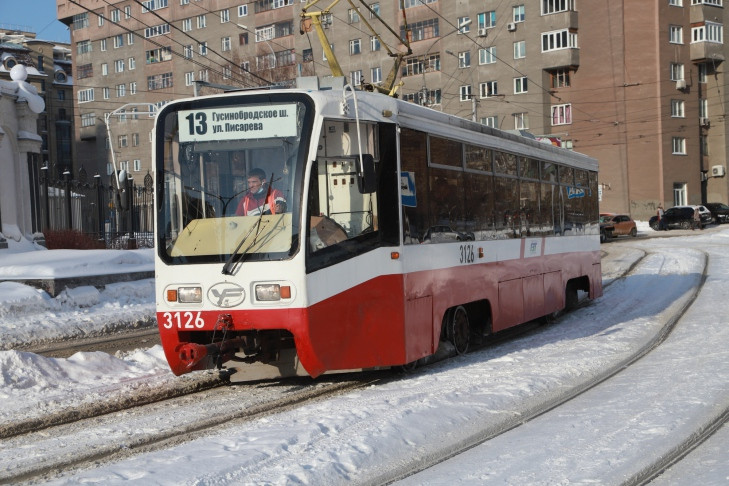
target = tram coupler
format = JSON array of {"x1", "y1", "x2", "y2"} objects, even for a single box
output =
[{"x1": 176, "y1": 337, "x2": 248, "y2": 370}]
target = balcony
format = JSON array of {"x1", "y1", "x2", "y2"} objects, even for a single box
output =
[
  {"x1": 691, "y1": 41, "x2": 725, "y2": 62},
  {"x1": 542, "y1": 48, "x2": 580, "y2": 70}
]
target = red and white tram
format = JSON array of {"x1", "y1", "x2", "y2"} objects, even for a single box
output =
[{"x1": 154, "y1": 80, "x2": 602, "y2": 381}]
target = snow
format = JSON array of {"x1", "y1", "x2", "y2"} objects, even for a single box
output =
[{"x1": 2, "y1": 225, "x2": 729, "y2": 484}]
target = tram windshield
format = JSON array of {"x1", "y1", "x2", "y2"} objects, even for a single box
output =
[{"x1": 155, "y1": 94, "x2": 314, "y2": 265}]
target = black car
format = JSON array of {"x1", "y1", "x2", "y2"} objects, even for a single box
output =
[
  {"x1": 705, "y1": 202, "x2": 729, "y2": 224},
  {"x1": 649, "y1": 206, "x2": 696, "y2": 230}
]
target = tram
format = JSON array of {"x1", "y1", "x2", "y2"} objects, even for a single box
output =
[{"x1": 153, "y1": 78, "x2": 602, "y2": 381}]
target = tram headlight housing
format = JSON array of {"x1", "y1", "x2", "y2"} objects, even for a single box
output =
[
  {"x1": 255, "y1": 284, "x2": 291, "y2": 301},
  {"x1": 177, "y1": 286, "x2": 203, "y2": 303}
]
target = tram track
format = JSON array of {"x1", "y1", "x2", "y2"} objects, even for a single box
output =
[
  {"x1": 1, "y1": 373, "x2": 385, "y2": 485},
  {"x1": 377, "y1": 248, "x2": 711, "y2": 485}
]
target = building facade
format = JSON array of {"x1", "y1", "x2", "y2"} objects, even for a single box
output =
[{"x1": 56, "y1": 0, "x2": 728, "y2": 220}]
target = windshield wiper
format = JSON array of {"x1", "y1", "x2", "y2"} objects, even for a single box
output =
[{"x1": 221, "y1": 173, "x2": 275, "y2": 276}]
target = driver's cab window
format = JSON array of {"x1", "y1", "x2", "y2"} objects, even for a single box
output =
[{"x1": 307, "y1": 119, "x2": 380, "y2": 267}]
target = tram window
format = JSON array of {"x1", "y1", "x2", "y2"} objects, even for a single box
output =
[
  {"x1": 541, "y1": 182, "x2": 559, "y2": 234},
  {"x1": 575, "y1": 169, "x2": 588, "y2": 188},
  {"x1": 428, "y1": 168, "x2": 465, "y2": 238},
  {"x1": 465, "y1": 144, "x2": 492, "y2": 172},
  {"x1": 560, "y1": 166, "x2": 574, "y2": 186},
  {"x1": 519, "y1": 157, "x2": 540, "y2": 180},
  {"x1": 494, "y1": 151, "x2": 517, "y2": 176},
  {"x1": 401, "y1": 128, "x2": 429, "y2": 244},
  {"x1": 465, "y1": 173, "x2": 495, "y2": 239},
  {"x1": 494, "y1": 176, "x2": 519, "y2": 238},
  {"x1": 429, "y1": 136, "x2": 463, "y2": 168},
  {"x1": 519, "y1": 180, "x2": 541, "y2": 236},
  {"x1": 541, "y1": 161, "x2": 558, "y2": 182}
]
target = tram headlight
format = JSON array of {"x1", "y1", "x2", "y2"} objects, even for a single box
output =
[
  {"x1": 177, "y1": 286, "x2": 203, "y2": 303},
  {"x1": 255, "y1": 284, "x2": 291, "y2": 301}
]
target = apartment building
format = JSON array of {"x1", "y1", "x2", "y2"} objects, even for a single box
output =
[{"x1": 56, "y1": 0, "x2": 728, "y2": 219}]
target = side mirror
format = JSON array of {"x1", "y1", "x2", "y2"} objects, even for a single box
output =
[{"x1": 357, "y1": 154, "x2": 377, "y2": 194}]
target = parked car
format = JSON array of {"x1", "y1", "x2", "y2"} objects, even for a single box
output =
[
  {"x1": 704, "y1": 202, "x2": 729, "y2": 224},
  {"x1": 649, "y1": 206, "x2": 696, "y2": 230},
  {"x1": 422, "y1": 225, "x2": 474, "y2": 243},
  {"x1": 599, "y1": 213, "x2": 637, "y2": 242},
  {"x1": 689, "y1": 205, "x2": 714, "y2": 225}
]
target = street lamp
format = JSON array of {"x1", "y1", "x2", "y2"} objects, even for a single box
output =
[{"x1": 420, "y1": 19, "x2": 471, "y2": 106}]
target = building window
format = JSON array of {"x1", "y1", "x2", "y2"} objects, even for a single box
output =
[
  {"x1": 551, "y1": 104, "x2": 572, "y2": 125},
  {"x1": 238, "y1": 5, "x2": 248, "y2": 16},
  {"x1": 550, "y1": 68, "x2": 571, "y2": 88},
  {"x1": 670, "y1": 63, "x2": 685, "y2": 81},
  {"x1": 185, "y1": 71, "x2": 195, "y2": 86},
  {"x1": 477, "y1": 11, "x2": 495, "y2": 31},
  {"x1": 81, "y1": 112, "x2": 95, "y2": 126},
  {"x1": 371, "y1": 67, "x2": 382, "y2": 84},
  {"x1": 692, "y1": 22, "x2": 723, "y2": 43},
  {"x1": 458, "y1": 17, "x2": 471, "y2": 33},
  {"x1": 349, "y1": 8, "x2": 360, "y2": 23},
  {"x1": 672, "y1": 137, "x2": 686, "y2": 154},
  {"x1": 100, "y1": 38, "x2": 107, "y2": 51},
  {"x1": 240, "y1": 32, "x2": 249, "y2": 45},
  {"x1": 350, "y1": 70, "x2": 363, "y2": 86},
  {"x1": 479, "y1": 81, "x2": 498, "y2": 98},
  {"x1": 460, "y1": 85, "x2": 472, "y2": 101},
  {"x1": 113, "y1": 34, "x2": 124, "y2": 48},
  {"x1": 116, "y1": 84, "x2": 126, "y2": 97},
  {"x1": 184, "y1": 45, "x2": 193, "y2": 58},
  {"x1": 220, "y1": 9, "x2": 229, "y2": 22},
  {"x1": 671, "y1": 99, "x2": 685, "y2": 117},
  {"x1": 78, "y1": 88, "x2": 94, "y2": 103},
  {"x1": 181, "y1": 0, "x2": 189, "y2": 4},
  {"x1": 77, "y1": 63, "x2": 93, "y2": 79},
  {"x1": 223, "y1": 65, "x2": 231, "y2": 78},
  {"x1": 479, "y1": 47, "x2": 496, "y2": 64},
  {"x1": 514, "y1": 41, "x2": 526, "y2": 59},
  {"x1": 402, "y1": 18, "x2": 438, "y2": 42},
  {"x1": 114, "y1": 59, "x2": 125, "y2": 72},
  {"x1": 691, "y1": 0, "x2": 722, "y2": 5},
  {"x1": 134, "y1": 160, "x2": 142, "y2": 172},
  {"x1": 198, "y1": 69, "x2": 209, "y2": 82},
  {"x1": 58, "y1": 90, "x2": 66, "y2": 100},
  {"x1": 142, "y1": 0, "x2": 168, "y2": 11},
  {"x1": 514, "y1": 77, "x2": 527, "y2": 94},
  {"x1": 103, "y1": 87, "x2": 110, "y2": 99},
  {"x1": 514, "y1": 112, "x2": 529, "y2": 129},
  {"x1": 145, "y1": 24, "x2": 170, "y2": 37},
  {"x1": 542, "y1": 29, "x2": 578, "y2": 51},
  {"x1": 669, "y1": 0, "x2": 682, "y2": 5},
  {"x1": 673, "y1": 182, "x2": 687, "y2": 206},
  {"x1": 183, "y1": 18, "x2": 192, "y2": 31},
  {"x1": 401, "y1": 0, "x2": 436, "y2": 7},
  {"x1": 670, "y1": 25, "x2": 683, "y2": 44},
  {"x1": 77, "y1": 40, "x2": 92, "y2": 54},
  {"x1": 130, "y1": 82, "x2": 137, "y2": 94},
  {"x1": 119, "y1": 135, "x2": 128, "y2": 148},
  {"x1": 350, "y1": 38, "x2": 362, "y2": 55},
  {"x1": 699, "y1": 98, "x2": 708, "y2": 118},
  {"x1": 542, "y1": 0, "x2": 574, "y2": 15},
  {"x1": 458, "y1": 51, "x2": 470, "y2": 68},
  {"x1": 199, "y1": 42, "x2": 208, "y2": 56},
  {"x1": 371, "y1": 36, "x2": 381, "y2": 51},
  {"x1": 369, "y1": 2, "x2": 380, "y2": 17},
  {"x1": 98, "y1": 14, "x2": 105, "y2": 26},
  {"x1": 197, "y1": 15, "x2": 206, "y2": 28},
  {"x1": 73, "y1": 12, "x2": 89, "y2": 30},
  {"x1": 132, "y1": 133, "x2": 140, "y2": 146},
  {"x1": 128, "y1": 33, "x2": 134, "y2": 45},
  {"x1": 129, "y1": 57, "x2": 136, "y2": 70},
  {"x1": 222, "y1": 36, "x2": 231, "y2": 51},
  {"x1": 240, "y1": 61, "x2": 250, "y2": 73},
  {"x1": 148, "y1": 72, "x2": 174, "y2": 90},
  {"x1": 513, "y1": 5, "x2": 525, "y2": 22},
  {"x1": 110, "y1": 9, "x2": 120, "y2": 22},
  {"x1": 481, "y1": 116, "x2": 498, "y2": 127}
]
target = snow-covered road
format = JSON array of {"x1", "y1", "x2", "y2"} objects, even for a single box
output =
[{"x1": 3, "y1": 229, "x2": 729, "y2": 485}]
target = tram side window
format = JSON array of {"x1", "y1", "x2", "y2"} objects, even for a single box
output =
[
  {"x1": 401, "y1": 128, "x2": 429, "y2": 244},
  {"x1": 465, "y1": 173, "x2": 495, "y2": 239},
  {"x1": 494, "y1": 176, "x2": 519, "y2": 238}
]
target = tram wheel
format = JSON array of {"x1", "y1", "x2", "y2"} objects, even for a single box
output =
[
  {"x1": 446, "y1": 306, "x2": 470, "y2": 355},
  {"x1": 565, "y1": 281, "x2": 579, "y2": 311}
]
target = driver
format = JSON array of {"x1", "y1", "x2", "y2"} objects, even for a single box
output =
[{"x1": 235, "y1": 168, "x2": 286, "y2": 216}]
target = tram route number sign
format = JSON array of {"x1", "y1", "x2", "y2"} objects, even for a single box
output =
[{"x1": 178, "y1": 104, "x2": 297, "y2": 142}]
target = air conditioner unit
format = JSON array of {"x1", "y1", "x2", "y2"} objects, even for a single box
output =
[
  {"x1": 507, "y1": 22, "x2": 517, "y2": 32},
  {"x1": 712, "y1": 165, "x2": 726, "y2": 177},
  {"x1": 700, "y1": 117, "x2": 710, "y2": 127},
  {"x1": 676, "y1": 79, "x2": 687, "y2": 90},
  {"x1": 478, "y1": 28, "x2": 487, "y2": 36}
]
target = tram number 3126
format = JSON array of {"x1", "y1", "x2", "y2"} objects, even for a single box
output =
[
  {"x1": 459, "y1": 244, "x2": 475, "y2": 264},
  {"x1": 161, "y1": 311, "x2": 205, "y2": 329}
]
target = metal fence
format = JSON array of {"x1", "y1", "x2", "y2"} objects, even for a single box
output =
[{"x1": 38, "y1": 166, "x2": 155, "y2": 249}]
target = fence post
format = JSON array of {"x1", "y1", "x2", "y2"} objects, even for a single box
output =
[
  {"x1": 127, "y1": 176, "x2": 137, "y2": 249},
  {"x1": 63, "y1": 170, "x2": 72, "y2": 230}
]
